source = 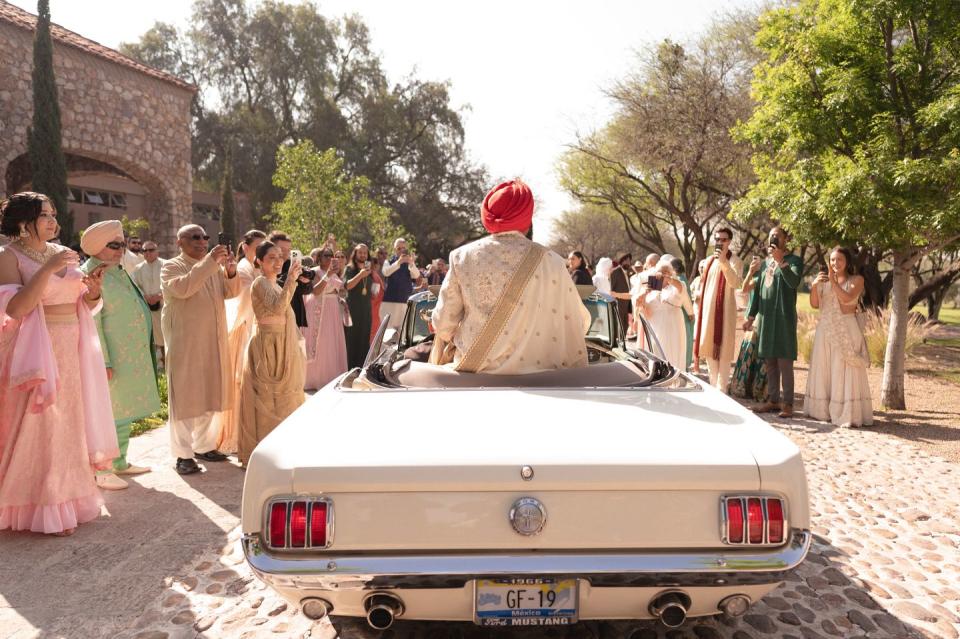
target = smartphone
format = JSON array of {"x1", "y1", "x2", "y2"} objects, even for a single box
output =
[
  {"x1": 290, "y1": 249, "x2": 302, "y2": 267},
  {"x1": 648, "y1": 274, "x2": 663, "y2": 291},
  {"x1": 217, "y1": 231, "x2": 233, "y2": 252}
]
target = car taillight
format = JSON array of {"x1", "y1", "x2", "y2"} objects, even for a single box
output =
[
  {"x1": 269, "y1": 502, "x2": 287, "y2": 548},
  {"x1": 266, "y1": 498, "x2": 333, "y2": 550},
  {"x1": 747, "y1": 498, "x2": 764, "y2": 543},
  {"x1": 723, "y1": 496, "x2": 787, "y2": 545},
  {"x1": 310, "y1": 502, "x2": 328, "y2": 547},
  {"x1": 767, "y1": 498, "x2": 784, "y2": 543},
  {"x1": 726, "y1": 498, "x2": 744, "y2": 543},
  {"x1": 290, "y1": 502, "x2": 308, "y2": 548}
]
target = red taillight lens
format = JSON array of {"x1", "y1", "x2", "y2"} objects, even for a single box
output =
[
  {"x1": 310, "y1": 502, "x2": 328, "y2": 547},
  {"x1": 726, "y1": 498, "x2": 744, "y2": 543},
  {"x1": 767, "y1": 498, "x2": 784, "y2": 543},
  {"x1": 747, "y1": 497, "x2": 764, "y2": 544},
  {"x1": 269, "y1": 502, "x2": 287, "y2": 548},
  {"x1": 290, "y1": 502, "x2": 308, "y2": 548}
]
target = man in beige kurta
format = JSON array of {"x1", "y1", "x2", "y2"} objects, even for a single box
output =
[
  {"x1": 161, "y1": 225, "x2": 241, "y2": 474},
  {"x1": 694, "y1": 228, "x2": 743, "y2": 391},
  {"x1": 431, "y1": 179, "x2": 591, "y2": 374}
]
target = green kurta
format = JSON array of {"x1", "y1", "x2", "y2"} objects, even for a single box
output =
[
  {"x1": 747, "y1": 254, "x2": 802, "y2": 361},
  {"x1": 83, "y1": 259, "x2": 161, "y2": 427}
]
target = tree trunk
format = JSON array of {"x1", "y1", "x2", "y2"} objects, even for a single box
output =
[
  {"x1": 927, "y1": 291, "x2": 945, "y2": 322},
  {"x1": 880, "y1": 250, "x2": 917, "y2": 410}
]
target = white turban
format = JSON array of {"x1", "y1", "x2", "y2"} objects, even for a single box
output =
[{"x1": 80, "y1": 220, "x2": 123, "y2": 255}]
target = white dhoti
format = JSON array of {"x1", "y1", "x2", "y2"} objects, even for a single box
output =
[{"x1": 169, "y1": 411, "x2": 219, "y2": 459}]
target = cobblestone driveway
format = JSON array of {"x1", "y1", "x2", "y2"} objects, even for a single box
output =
[{"x1": 109, "y1": 413, "x2": 960, "y2": 639}]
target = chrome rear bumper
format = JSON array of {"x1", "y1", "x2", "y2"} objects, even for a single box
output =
[{"x1": 242, "y1": 529, "x2": 811, "y2": 591}]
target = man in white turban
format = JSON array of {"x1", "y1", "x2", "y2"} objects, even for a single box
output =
[{"x1": 80, "y1": 220, "x2": 160, "y2": 490}]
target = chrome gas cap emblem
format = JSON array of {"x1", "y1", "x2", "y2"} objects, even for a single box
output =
[{"x1": 509, "y1": 497, "x2": 546, "y2": 536}]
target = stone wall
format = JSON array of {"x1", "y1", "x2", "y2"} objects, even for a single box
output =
[{"x1": 0, "y1": 19, "x2": 194, "y2": 253}]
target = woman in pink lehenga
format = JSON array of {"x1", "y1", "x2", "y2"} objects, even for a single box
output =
[
  {"x1": 301, "y1": 249, "x2": 348, "y2": 391},
  {"x1": 0, "y1": 192, "x2": 118, "y2": 536}
]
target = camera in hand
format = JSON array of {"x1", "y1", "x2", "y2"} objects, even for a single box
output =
[
  {"x1": 217, "y1": 231, "x2": 233, "y2": 251},
  {"x1": 647, "y1": 274, "x2": 663, "y2": 291}
]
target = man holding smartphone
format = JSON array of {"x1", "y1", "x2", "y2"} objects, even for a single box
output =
[
  {"x1": 381, "y1": 237, "x2": 421, "y2": 331},
  {"x1": 693, "y1": 227, "x2": 743, "y2": 391}
]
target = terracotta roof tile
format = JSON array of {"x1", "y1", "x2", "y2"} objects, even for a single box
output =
[{"x1": 0, "y1": 0, "x2": 196, "y2": 92}]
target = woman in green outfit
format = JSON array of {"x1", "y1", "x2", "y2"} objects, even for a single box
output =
[
  {"x1": 80, "y1": 221, "x2": 160, "y2": 490},
  {"x1": 729, "y1": 255, "x2": 767, "y2": 401},
  {"x1": 343, "y1": 243, "x2": 373, "y2": 369},
  {"x1": 744, "y1": 227, "x2": 802, "y2": 418}
]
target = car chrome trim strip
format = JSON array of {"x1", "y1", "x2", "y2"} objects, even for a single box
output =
[{"x1": 243, "y1": 529, "x2": 810, "y2": 590}]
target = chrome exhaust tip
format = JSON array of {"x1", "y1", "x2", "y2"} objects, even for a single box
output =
[
  {"x1": 300, "y1": 597, "x2": 333, "y2": 620},
  {"x1": 363, "y1": 592, "x2": 405, "y2": 630},
  {"x1": 649, "y1": 590, "x2": 690, "y2": 628},
  {"x1": 719, "y1": 594, "x2": 751, "y2": 617}
]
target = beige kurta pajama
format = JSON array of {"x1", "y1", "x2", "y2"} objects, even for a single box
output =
[
  {"x1": 696, "y1": 254, "x2": 743, "y2": 391},
  {"x1": 432, "y1": 232, "x2": 591, "y2": 375},
  {"x1": 161, "y1": 253, "x2": 241, "y2": 457}
]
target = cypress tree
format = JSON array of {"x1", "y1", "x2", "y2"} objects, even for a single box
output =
[
  {"x1": 28, "y1": 0, "x2": 71, "y2": 242},
  {"x1": 220, "y1": 145, "x2": 236, "y2": 242}
]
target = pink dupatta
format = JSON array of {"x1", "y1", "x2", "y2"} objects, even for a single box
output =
[{"x1": 0, "y1": 284, "x2": 119, "y2": 467}]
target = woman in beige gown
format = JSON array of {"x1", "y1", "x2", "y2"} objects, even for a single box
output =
[
  {"x1": 237, "y1": 241, "x2": 306, "y2": 465},
  {"x1": 214, "y1": 230, "x2": 265, "y2": 453}
]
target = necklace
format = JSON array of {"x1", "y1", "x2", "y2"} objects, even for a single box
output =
[{"x1": 13, "y1": 239, "x2": 56, "y2": 264}]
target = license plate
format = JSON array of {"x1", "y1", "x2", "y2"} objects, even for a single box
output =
[{"x1": 474, "y1": 578, "x2": 578, "y2": 627}]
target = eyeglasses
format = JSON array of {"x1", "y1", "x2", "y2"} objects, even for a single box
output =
[
  {"x1": 713, "y1": 236, "x2": 730, "y2": 243},
  {"x1": 144, "y1": 248, "x2": 158, "y2": 253},
  {"x1": 186, "y1": 234, "x2": 210, "y2": 241},
  {"x1": 106, "y1": 241, "x2": 127, "y2": 250},
  {"x1": 321, "y1": 252, "x2": 334, "y2": 258}
]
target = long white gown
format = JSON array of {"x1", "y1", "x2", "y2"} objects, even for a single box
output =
[
  {"x1": 642, "y1": 285, "x2": 692, "y2": 371},
  {"x1": 804, "y1": 280, "x2": 873, "y2": 427}
]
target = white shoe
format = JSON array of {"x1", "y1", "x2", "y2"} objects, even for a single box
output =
[
  {"x1": 115, "y1": 464, "x2": 151, "y2": 476},
  {"x1": 96, "y1": 473, "x2": 129, "y2": 490}
]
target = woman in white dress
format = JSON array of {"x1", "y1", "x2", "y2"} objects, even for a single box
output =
[
  {"x1": 804, "y1": 247, "x2": 872, "y2": 427},
  {"x1": 592, "y1": 257, "x2": 613, "y2": 294},
  {"x1": 633, "y1": 255, "x2": 692, "y2": 370}
]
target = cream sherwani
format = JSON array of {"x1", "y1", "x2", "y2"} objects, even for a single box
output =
[
  {"x1": 432, "y1": 231, "x2": 591, "y2": 374},
  {"x1": 131, "y1": 258, "x2": 166, "y2": 347},
  {"x1": 161, "y1": 253, "x2": 241, "y2": 457},
  {"x1": 696, "y1": 253, "x2": 743, "y2": 390}
]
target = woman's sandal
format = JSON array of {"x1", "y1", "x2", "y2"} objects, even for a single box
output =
[{"x1": 52, "y1": 528, "x2": 76, "y2": 537}]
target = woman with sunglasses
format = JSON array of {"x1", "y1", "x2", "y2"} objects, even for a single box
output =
[
  {"x1": 0, "y1": 192, "x2": 118, "y2": 536},
  {"x1": 79, "y1": 220, "x2": 161, "y2": 490},
  {"x1": 301, "y1": 248, "x2": 348, "y2": 390}
]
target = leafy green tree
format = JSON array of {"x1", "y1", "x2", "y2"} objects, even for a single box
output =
[
  {"x1": 119, "y1": 215, "x2": 150, "y2": 240},
  {"x1": 271, "y1": 140, "x2": 405, "y2": 252},
  {"x1": 220, "y1": 145, "x2": 236, "y2": 241},
  {"x1": 733, "y1": 0, "x2": 960, "y2": 408},
  {"x1": 120, "y1": 0, "x2": 486, "y2": 258},
  {"x1": 28, "y1": 0, "x2": 71, "y2": 242}
]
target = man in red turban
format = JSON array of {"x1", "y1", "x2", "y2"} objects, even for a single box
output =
[{"x1": 431, "y1": 180, "x2": 591, "y2": 374}]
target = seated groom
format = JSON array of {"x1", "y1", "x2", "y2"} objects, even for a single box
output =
[{"x1": 431, "y1": 179, "x2": 591, "y2": 374}]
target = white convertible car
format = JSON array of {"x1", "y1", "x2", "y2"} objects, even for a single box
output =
[{"x1": 241, "y1": 288, "x2": 810, "y2": 630}]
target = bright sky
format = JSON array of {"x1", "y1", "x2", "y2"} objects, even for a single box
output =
[{"x1": 13, "y1": 0, "x2": 757, "y2": 242}]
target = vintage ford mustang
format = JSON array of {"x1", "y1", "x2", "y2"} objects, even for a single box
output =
[{"x1": 241, "y1": 288, "x2": 810, "y2": 630}]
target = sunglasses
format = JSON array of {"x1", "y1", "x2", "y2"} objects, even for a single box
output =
[
  {"x1": 186, "y1": 234, "x2": 210, "y2": 241},
  {"x1": 144, "y1": 248, "x2": 158, "y2": 253},
  {"x1": 321, "y1": 252, "x2": 334, "y2": 258},
  {"x1": 106, "y1": 241, "x2": 127, "y2": 250}
]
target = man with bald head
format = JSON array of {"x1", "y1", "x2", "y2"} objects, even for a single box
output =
[{"x1": 161, "y1": 225, "x2": 241, "y2": 475}]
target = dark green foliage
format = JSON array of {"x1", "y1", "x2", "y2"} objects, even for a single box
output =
[{"x1": 28, "y1": 0, "x2": 71, "y2": 242}]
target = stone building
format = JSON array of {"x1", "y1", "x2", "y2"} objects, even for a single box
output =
[{"x1": 0, "y1": 0, "x2": 201, "y2": 253}]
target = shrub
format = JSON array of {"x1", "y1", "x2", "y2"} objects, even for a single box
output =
[
  {"x1": 130, "y1": 373, "x2": 168, "y2": 438},
  {"x1": 862, "y1": 309, "x2": 929, "y2": 367}
]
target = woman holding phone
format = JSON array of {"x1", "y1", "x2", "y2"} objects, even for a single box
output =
[
  {"x1": 302, "y1": 248, "x2": 348, "y2": 390},
  {"x1": 633, "y1": 255, "x2": 692, "y2": 370},
  {"x1": 0, "y1": 192, "x2": 118, "y2": 536},
  {"x1": 343, "y1": 243, "x2": 373, "y2": 368}
]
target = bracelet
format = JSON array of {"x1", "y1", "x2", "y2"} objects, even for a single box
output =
[{"x1": 86, "y1": 293, "x2": 101, "y2": 302}]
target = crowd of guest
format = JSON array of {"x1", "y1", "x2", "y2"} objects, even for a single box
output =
[
  {"x1": 0, "y1": 186, "x2": 874, "y2": 538},
  {"x1": 570, "y1": 225, "x2": 874, "y2": 428},
  {"x1": 0, "y1": 190, "x2": 449, "y2": 536}
]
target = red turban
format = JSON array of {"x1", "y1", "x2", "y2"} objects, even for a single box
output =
[{"x1": 481, "y1": 179, "x2": 534, "y2": 234}]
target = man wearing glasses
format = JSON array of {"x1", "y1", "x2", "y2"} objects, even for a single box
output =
[
  {"x1": 161, "y1": 225, "x2": 241, "y2": 475},
  {"x1": 131, "y1": 241, "x2": 166, "y2": 368},
  {"x1": 122, "y1": 235, "x2": 145, "y2": 273},
  {"x1": 693, "y1": 227, "x2": 743, "y2": 391}
]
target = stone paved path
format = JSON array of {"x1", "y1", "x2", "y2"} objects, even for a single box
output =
[{"x1": 2, "y1": 413, "x2": 959, "y2": 638}]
